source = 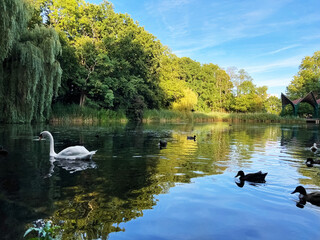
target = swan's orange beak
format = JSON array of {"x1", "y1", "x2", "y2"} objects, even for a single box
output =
[{"x1": 39, "y1": 134, "x2": 43, "y2": 140}]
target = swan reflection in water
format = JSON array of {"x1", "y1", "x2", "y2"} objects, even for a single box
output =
[{"x1": 46, "y1": 157, "x2": 97, "y2": 177}]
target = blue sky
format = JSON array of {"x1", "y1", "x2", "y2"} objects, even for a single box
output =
[{"x1": 88, "y1": 0, "x2": 320, "y2": 97}]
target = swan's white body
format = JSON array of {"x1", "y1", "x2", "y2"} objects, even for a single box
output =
[{"x1": 39, "y1": 131, "x2": 97, "y2": 160}]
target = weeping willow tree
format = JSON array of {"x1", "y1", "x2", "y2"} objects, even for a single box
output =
[
  {"x1": 0, "y1": 0, "x2": 62, "y2": 123},
  {"x1": 0, "y1": 0, "x2": 26, "y2": 62}
]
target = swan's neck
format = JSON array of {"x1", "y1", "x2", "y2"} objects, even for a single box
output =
[{"x1": 47, "y1": 133, "x2": 57, "y2": 157}]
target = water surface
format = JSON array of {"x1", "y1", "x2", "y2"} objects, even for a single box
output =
[{"x1": 1, "y1": 122, "x2": 320, "y2": 239}]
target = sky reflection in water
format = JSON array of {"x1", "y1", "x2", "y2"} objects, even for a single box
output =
[{"x1": 1, "y1": 123, "x2": 320, "y2": 239}]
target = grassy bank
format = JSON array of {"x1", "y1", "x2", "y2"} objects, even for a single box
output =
[
  {"x1": 143, "y1": 110, "x2": 304, "y2": 123},
  {"x1": 50, "y1": 104, "x2": 305, "y2": 124},
  {"x1": 51, "y1": 104, "x2": 127, "y2": 124}
]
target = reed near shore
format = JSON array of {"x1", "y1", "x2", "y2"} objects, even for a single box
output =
[{"x1": 51, "y1": 104, "x2": 304, "y2": 124}]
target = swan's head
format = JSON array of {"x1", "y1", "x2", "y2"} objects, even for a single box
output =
[{"x1": 39, "y1": 131, "x2": 51, "y2": 140}]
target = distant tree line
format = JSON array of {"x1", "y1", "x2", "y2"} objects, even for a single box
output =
[{"x1": 5, "y1": 0, "x2": 319, "y2": 123}]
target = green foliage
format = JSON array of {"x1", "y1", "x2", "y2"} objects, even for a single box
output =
[
  {"x1": 0, "y1": 0, "x2": 27, "y2": 62},
  {"x1": 172, "y1": 88, "x2": 198, "y2": 111},
  {"x1": 159, "y1": 55, "x2": 233, "y2": 112},
  {"x1": 1, "y1": 0, "x2": 279, "y2": 122},
  {"x1": 51, "y1": 103, "x2": 126, "y2": 123},
  {"x1": 42, "y1": 0, "x2": 165, "y2": 111},
  {"x1": 229, "y1": 74, "x2": 268, "y2": 113},
  {"x1": 126, "y1": 95, "x2": 146, "y2": 122},
  {"x1": 287, "y1": 51, "x2": 320, "y2": 99},
  {"x1": 0, "y1": 1, "x2": 62, "y2": 123},
  {"x1": 24, "y1": 221, "x2": 61, "y2": 240},
  {"x1": 285, "y1": 51, "x2": 320, "y2": 115},
  {"x1": 264, "y1": 96, "x2": 281, "y2": 114},
  {"x1": 143, "y1": 109, "x2": 297, "y2": 123}
]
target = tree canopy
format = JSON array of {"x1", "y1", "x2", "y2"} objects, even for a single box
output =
[
  {"x1": 0, "y1": 0, "x2": 285, "y2": 123},
  {"x1": 0, "y1": 0, "x2": 62, "y2": 123},
  {"x1": 286, "y1": 51, "x2": 320, "y2": 99}
]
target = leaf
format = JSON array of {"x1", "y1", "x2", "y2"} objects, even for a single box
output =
[{"x1": 24, "y1": 228, "x2": 37, "y2": 237}]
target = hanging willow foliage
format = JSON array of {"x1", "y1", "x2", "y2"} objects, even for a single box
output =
[
  {"x1": 0, "y1": 0, "x2": 27, "y2": 62},
  {"x1": 0, "y1": 26, "x2": 62, "y2": 123}
]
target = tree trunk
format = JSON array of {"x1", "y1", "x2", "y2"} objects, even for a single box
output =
[{"x1": 80, "y1": 92, "x2": 86, "y2": 107}]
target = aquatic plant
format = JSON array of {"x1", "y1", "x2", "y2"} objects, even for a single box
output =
[{"x1": 24, "y1": 220, "x2": 61, "y2": 240}]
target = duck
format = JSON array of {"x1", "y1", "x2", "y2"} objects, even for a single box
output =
[
  {"x1": 235, "y1": 170, "x2": 267, "y2": 183},
  {"x1": 291, "y1": 186, "x2": 320, "y2": 207},
  {"x1": 0, "y1": 145, "x2": 8, "y2": 156},
  {"x1": 159, "y1": 140, "x2": 167, "y2": 149},
  {"x1": 187, "y1": 135, "x2": 196, "y2": 141},
  {"x1": 310, "y1": 143, "x2": 318, "y2": 152},
  {"x1": 39, "y1": 131, "x2": 97, "y2": 160},
  {"x1": 305, "y1": 158, "x2": 320, "y2": 167}
]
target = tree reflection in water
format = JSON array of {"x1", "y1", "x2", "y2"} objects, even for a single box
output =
[{"x1": 2, "y1": 123, "x2": 320, "y2": 239}]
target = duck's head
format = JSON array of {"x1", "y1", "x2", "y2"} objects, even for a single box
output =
[
  {"x1": 291, "y1": 186, "x2": 307, "y2": 196},
  {"x1": 235, "y1": 170, "x2": 245, "y2": 178}
]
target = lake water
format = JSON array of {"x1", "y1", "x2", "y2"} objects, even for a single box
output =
[{"x1": 1, "y1": 122, "x2": 320, "y2": 240}]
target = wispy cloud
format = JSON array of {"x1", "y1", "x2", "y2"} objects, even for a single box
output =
[
  {"x1": 156, "y1": 0, "x2": 300, "y2": 55},
  {"x1": 262, "y1": 44, "x2": 300, "y2": 56},
  {"x1": 144, "y1": 0, "x2": 194, "y2": 39},
  {"x1": 244, "y1": 56, "x2": 302, "y2": 73},
  {"x1": 257, "y1": 77, "x2": 293, "y2": 87},
  {"x1": 145, "y1": 0, "x2": 193, "y2": 13}
]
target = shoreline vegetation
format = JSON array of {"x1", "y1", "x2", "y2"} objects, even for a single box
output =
[{"x1": 50, "y1": 104, "x2": 305, "y2": 125}]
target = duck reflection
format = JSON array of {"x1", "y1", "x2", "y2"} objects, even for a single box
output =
[
  {"x1": 235, "y1": 179, "x2": 266, "y2": 188},
  {"x1": 46, "y1": 157, "x2": 97, "y2": 177},
  {"x1": 295, "y1": 199, "x2": 307, "y2": 208},
  {"x1": 235, "y1": 180, "x2": 245, "y2": 188}
]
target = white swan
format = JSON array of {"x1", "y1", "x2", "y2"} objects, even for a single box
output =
[{"x1": 39, "y1": 131, "x2": 97, "y2": 160}]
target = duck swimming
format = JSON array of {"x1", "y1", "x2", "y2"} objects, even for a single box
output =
[
  {"x1": 159, "y1": 140, "x2": 167, "y2": 149},
  {"x1": 235, "y1": 170, "x2": 267, "y2": 183},
  {"x1": 39, "y1": 131, "x2": 97, "y2": 160},
  {"x1": 291, "y1": 186, "x2": 320, "y2": 207},
  {"x1": 310, "y1": 143, "x2": 318, "y2": 152},
  {"x1": 187, "y1": 135, "x2": 196, "y2": 141},
  {"x1": 305, "y1": 158, "x2": 320, "y2": 167}
]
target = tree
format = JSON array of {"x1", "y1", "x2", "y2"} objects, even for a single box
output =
[
  {"x1": 0, "y1": 0, "x2": 62, "y2": 123},
  {"x1": 159, "y1": 53, "x2": 186, "y2": 108},
  {"x1": 231, "y1": 79, "x2": 268, "y2": 113},
  {"x1": 41, "y1": 0, "x2": 165, "y2": 111},
  {"x1": 0, "y1": 0, "x2": 27, "y2": 62},
  {"x1": 172, "y1": 88, "x2": 198, "y2": 111},
  {"x1": 227, "y1": 67, "x2": 253, "y2": 96},
  {"x1": 286, "y1": 51, "x2": 320, "y2": 99}
]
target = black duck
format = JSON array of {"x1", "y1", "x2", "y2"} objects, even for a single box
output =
[
  {"x1": 159, "y1": 140, "x2": 167, "y2": 148},
  {"x1": 306, "y1": 158, "x2": 320, "y2": 167},
  {"x1": 187, "y1": 135, "x2": 196, "y2": 141},
  {"x1": 235, "y1": 170, "x2": 267, "y2": 183},
  {"x1": 291, "y1": 186, "x2": 320, "y2": 207}
]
